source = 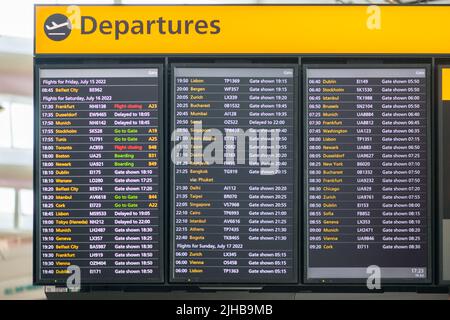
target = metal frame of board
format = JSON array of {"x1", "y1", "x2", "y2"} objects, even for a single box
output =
[{"x1": 32, "y1": 3, "x2": 450, "y2": 295}]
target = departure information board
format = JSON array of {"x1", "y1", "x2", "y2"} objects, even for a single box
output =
[
  {"x1": 171, "y1": 66, "x2": 297, "y2": 283},
  {"x1": 305, "y1": 66, "x2": 430, "y2": 282},
  {"x1": 37, "y1": 67, "x2": 163, "y2": 284}
]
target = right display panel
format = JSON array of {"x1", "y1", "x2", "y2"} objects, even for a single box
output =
[
  {"x1": 438, "y1": 65, "x2": 450, "y2": 284},
  {"x1": 304, "y1": 65, "x2": 431, "y2": 283}
]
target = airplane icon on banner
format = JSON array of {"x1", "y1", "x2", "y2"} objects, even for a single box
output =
[
  {"x1": 44, "y1": 14, "x2": 72, "y2": 40},
  {"x1": 45, "y1": 21, "x2": 70, "y2": 31}
]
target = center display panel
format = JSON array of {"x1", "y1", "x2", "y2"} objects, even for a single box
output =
[{"x1": 170, "y1": 65, "x2": 298, "y2": 283}]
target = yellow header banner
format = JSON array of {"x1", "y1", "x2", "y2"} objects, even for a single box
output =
[{"x1": 35, "y1": 5, "x2": 450, "y2": 55}]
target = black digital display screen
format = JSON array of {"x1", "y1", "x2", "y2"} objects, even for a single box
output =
[
  {"x1": 171, "y1": 66, "x2": 297, "y2": 283},
  {"x1": 304, "y1": 66, "x2": 430, "y2": 283},
  {"x1": 36, "y1": 67, "x2": 163, "y2": 284}
]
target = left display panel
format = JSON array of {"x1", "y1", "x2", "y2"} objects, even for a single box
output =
[{"x1": 35, "y1": 66, "x2": 164, "y2": 284}]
